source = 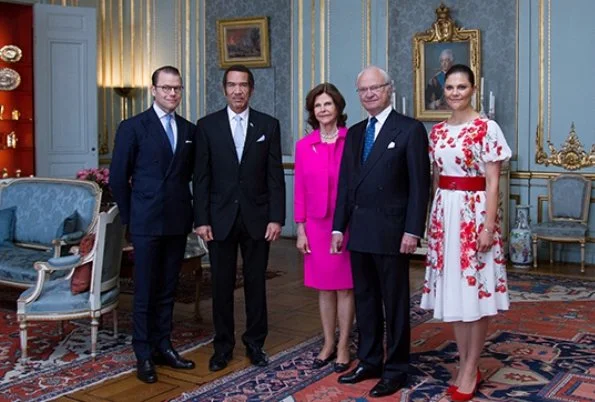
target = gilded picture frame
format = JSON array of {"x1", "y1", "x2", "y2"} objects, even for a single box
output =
[
  {"x1": 413, "y1": 4, "x2": 481, "y2": 121},
  {"x1": 217, "y1": 16, "x2": 270, "y2": 69}
]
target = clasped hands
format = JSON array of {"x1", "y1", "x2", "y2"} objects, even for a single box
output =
[{"x1": 194, "y1": 222, "x2": 281, "y2": 242}]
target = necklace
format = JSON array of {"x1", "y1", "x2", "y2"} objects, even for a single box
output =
[{"x1": 320, "y1": 128, "x2": 338, "y2": 141}]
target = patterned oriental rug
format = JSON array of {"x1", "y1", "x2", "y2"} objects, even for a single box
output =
[
  {"x1": 173, "y1": 273, "x2": 595, "y2": 402},
  {"x1": 0, "y1": 310, "x2": 212, "y2": 402}
]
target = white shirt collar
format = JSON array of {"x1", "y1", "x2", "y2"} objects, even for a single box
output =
[
  {"x1": 368, "y1": 105, "x2": 392, "y2": 126},
  {"x1": 153, "y1": 103, "x2": 174, "y2": 119},
  {"x1": 227, "y1": 106, "x2": 250, "y2": 123}
]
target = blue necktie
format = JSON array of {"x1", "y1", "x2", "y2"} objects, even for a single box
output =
[
  {"x1": 165, "y1": 114, "x2": 175, "y2": 151},
  {"x1": 362, "y1": 116, "x2": 377, "y2": 163}
]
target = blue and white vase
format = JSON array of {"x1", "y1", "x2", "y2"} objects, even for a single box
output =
[{"x1": 509, "y1": 205, "x2": 533, "y2": 268}]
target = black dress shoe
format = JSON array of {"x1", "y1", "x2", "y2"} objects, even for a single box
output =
[
  {"x1": 136, "y1": 359, "x2": 157, "y2": 384},
  {"x1": 246, "y1": 345, "x2": 269, "y2": 367},
  {"x1": 338, "y1": 364, "x2": 382, "y2": 384},
  {"x1": 209, "y1": 352, "x2": 232, "y2": 372},
  {"x1": 312, "y1": 350, "x2": 337, "y2": 369},
  {"x1": 369, "y1": 376, "x2": 408, "y2": 398},
  {"x1": 333, "y1": 361, "x2": 351, "y2": 373},
  {"x1": 153, "y1": 347, "x2": 195, "y2": 369}
]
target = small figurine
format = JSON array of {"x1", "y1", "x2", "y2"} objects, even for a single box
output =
[
  {"x1": 15, "y1": 169, "x2": 21, "y2": 178},
  {"x1": 2, "y1": 168, "x2": 8, "y2": 179},
  {"x1": 7, "y1": 131, "x2": 17, "y2": 148},
  {"x1": 11, "y1": 109, "x2": 20, "y2": 120},
  {"x1": 0, "y1": 104, "x2": 4, "y2": 120}
]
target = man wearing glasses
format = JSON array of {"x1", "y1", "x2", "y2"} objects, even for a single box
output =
[
  {"x1": 193, "y1": 64, "x2": 285, "y2": 372},
  {"x1": 110, "y1": 65, "x2": 196, "y2": 384},
  {"x1": 331, "y1": 66, "x2": 430, "y2": 397}
]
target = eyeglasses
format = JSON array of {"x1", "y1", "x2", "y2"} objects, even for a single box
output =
[
  {"x1": 156, "y1": 85, "x2": 184, "y2": 94},
  {"x1": 356, "y1": 83, "x2": 390, "y2": 95}
]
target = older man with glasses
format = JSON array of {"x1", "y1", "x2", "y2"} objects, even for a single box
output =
[
  {"x1": 110, "y1": 65, "x2": 196, "y2": 384},
  {"x1": 331, "y1": 65, "x2": 431, "y2": 397}
]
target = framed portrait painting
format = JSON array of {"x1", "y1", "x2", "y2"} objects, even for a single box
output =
[
  {"x1": 413, "y1": 4, "x2": 481, "y2": 121},
  {"x1": 217, "y1": 16, "x2": 270, "y2": 69}
]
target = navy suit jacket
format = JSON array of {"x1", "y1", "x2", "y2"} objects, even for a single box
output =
[
  {"x1": 110, "y1": 107, "x2": 195, "y2": 236},
  {"x1": 333, "y1": 110, "x2": 431, "y2": 255},
  {"x1": 193, "y1": 107, "x2": 286, "y2": 240}
]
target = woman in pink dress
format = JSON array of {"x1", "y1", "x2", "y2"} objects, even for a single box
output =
[
  {"x1": 294, "y1": 83, "x2": 354, "y2": 373},
  {"x1": 420, "y1": 65, "x2": 511, "y2": 401}
]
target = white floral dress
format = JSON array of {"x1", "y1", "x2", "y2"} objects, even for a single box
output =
[{"x1": 420, "y1": 118, "x2": 512, "y2": 322}]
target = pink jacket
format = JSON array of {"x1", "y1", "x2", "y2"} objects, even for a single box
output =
[{"x1": 294, "y1": 127, "x2": 347, "y2": 222}]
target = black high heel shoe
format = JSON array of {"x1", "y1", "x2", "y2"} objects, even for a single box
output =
[
  {"x1": 333, "y1": 360, "x2": 351, "y2": 373},
  {"x1": 311, "y1": 350, "x2": 337, "y2": 369}
]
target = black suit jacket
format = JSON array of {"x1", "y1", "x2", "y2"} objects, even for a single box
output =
[
  {"x1": 110, "y1": 107, "x2": 195, "y2": 236},
  {"x1": 193, "y1": 107, "x2": 286, "y2": 240},
  {"x1": 333, "y1": 110, "x2": 430, "y2": 255}
]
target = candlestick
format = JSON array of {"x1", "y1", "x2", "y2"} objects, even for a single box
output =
[
  {"x1": 401, "y1": 96, "x2": 406, "y2": 115},
  {"x1": 391, "y1": 92, "x2": 396, "y2": 110},
  {"x1": 480, "y1": 77, "x2": 484, "y2": 99},
  {"x1": 488, "y1": 91, "x2": 495, "y2": 119}
]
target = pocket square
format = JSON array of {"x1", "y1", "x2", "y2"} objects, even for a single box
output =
[
  {"x1": 387, "y1": 141, "x2": 396, "y2": 149},
  {"x1": 256, "y1": 135, "x2": 266, "y2": 142},
  {"x1": 185, "y1": 140, "x2": 193, "y2": 144}
]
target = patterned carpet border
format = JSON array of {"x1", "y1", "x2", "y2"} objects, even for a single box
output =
[{"x1": 0, "y1": 312, "x2": 213, "y2": 402}]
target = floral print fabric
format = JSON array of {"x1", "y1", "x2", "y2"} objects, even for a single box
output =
[{"x1": 420, "y1": 118, "x2": 512, "y2": 322}]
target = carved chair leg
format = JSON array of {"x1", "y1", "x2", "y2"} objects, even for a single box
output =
[
  {"x1": 580, "y1": 241, "x2": 585, "y2": 273},
  {"x1": 19, "y1": 321, "x2": 28, "y2": 361},
  {"x1": 91, "y1": 317, "x2": 99, "y2": 360},
  {"x1": 549, "y1": 242, "x2": 554, "y2": 265},
  {"x1": 113, "y1": 310, "x2": 118, "y2": 338},
  {"x1": 532, "y1": 237, "x2": 538, "y2": 268}
]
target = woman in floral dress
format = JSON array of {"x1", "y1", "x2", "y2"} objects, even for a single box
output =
[{"x1": 420, "y1": 65, "x2": 511, "y2": 401}]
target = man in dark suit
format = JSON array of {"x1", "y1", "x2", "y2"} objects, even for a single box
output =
[
  {"x1": 331, "y1": 66, "x2": 430, "y2": 398},
  {"x1": 110, "y1": 66, "x2": 196, "y2": 384},
  {"x1": 193, "y1": 64, "x2": 286, "y2": 372}
]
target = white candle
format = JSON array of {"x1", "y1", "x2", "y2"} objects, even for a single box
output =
[
  {"x1": 489, "y1": 91, "x2": 495, "y2": 116},
  {"x1": 480, "y1": 77, "x2": 484, "y2": 98},
  {"x1": 402, "y1": 96, "x2": 406, "y2": 115},
  {"x1": 391, "y1": 92, "x2": 396, "y2": 110}
]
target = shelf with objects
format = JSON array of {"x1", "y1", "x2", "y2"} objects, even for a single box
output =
[{"x1": 0, "y1": 2, "x2": 34, "y2": 178}]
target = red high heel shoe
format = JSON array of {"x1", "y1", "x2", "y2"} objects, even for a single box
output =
[
  {"x1": 450, "y1": 369, "x2": 481, "y2": 401},
  {"x1": 446, "y1": 384, "x2": 458, "y2": 395}
]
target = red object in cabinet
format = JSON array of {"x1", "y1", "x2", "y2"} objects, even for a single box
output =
[{"x1": 0, "y1": 2, "x2": 34, "y2": 178}]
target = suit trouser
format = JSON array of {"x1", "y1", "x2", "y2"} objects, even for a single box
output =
[
  {"x1": 131, "y1": 234, "x2": 187, "y2": 361},
  {"x1": 208, "y1": 213, "x2": 270, "y2": 355},
  {"x1": 350, "y1": 250, "x2": 411, "y2": 379}
]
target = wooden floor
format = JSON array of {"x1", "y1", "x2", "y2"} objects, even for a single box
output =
[{"x1": 58, "y1": 238, "x2": 594, "y2": 402}]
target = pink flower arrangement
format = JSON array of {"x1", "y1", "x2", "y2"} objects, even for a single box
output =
[{"x1": 76, "y1": 167, "x2": 112, "y2": 203}]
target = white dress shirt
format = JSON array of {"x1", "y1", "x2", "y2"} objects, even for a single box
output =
[{"x1": 153, "y1": 103, "x2": 178, "y2": 149}]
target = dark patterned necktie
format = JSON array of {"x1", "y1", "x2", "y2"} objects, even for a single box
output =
[{"x1": 362, "y1": 116, "x2": 377, "y2": 163}]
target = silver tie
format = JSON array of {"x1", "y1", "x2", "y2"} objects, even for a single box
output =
[{"x1": 233, "y1": 115, "x2": 245, "y2": 161}]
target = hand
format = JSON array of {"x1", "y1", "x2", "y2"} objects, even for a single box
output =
[
  {"x1": 296, "y1": 234, "x2": 311, "y2": 254},
  {"x1": 477, "y1": 229, "x2": 494, "y2": 253},
  {"x1": 265, "y1": 222, "x2": 282, "y2": 242},
  {"x1": 399, "y1": 233, "x2": 418, "y2": 254},
  {"x1": 194, "y1": 225, "x2": 213, "y2": 242},
  {"x1": 330, "y1": 232, "x2": 343, "y2": 254}
]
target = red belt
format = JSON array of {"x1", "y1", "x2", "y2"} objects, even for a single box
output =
[{"x1": 438, "y1": 175, "x2": 486, "y2": 191}]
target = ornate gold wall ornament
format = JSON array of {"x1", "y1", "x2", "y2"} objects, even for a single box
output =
[{"x1": 537, "y1": 122, "x2": 595, "y2": 170}]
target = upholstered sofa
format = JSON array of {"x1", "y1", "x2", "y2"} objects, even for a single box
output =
[{"x1": 0, "y1": 178, "x2": 101, "y2": 289}]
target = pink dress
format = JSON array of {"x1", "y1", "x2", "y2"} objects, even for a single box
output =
[
  {"x1": 420, "y1": 118, "x2": 511, "y2": 322},
  {"x1": 294, "y1": 127, "x2": 353, "y2": 290}
]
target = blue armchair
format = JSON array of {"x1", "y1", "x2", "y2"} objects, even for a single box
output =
[
  {"x1": 532, "y1": 174, "x2": 591, "y2": 272},
  {"x1": 17, "y1": 205, "x2": 125, "y2": 361}
]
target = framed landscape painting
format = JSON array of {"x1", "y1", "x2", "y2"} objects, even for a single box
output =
[{"x1": 217, "y1": 16, "x2": 270, "y2": 68}]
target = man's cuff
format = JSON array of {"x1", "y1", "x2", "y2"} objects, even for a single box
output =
[
  {"x1": 404, "y1": 232, "x2": 420, "y2": 239},
  {"x1": 332, "y1": 230, "x2": 343, "y2": 235}
]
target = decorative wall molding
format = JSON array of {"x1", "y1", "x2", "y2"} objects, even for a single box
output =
[
  {"x1": 511, "y1": 171, "x2": 595, "y2": 180},
  {"x1": 539, "y1": 123, "x2": 595, "y2": 170}
]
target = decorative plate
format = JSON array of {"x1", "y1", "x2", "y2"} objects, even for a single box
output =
[
  {"x1": 0, "y1": 45, "x2": 23, "y2": 63},
  {"x1": 0, "y1": 68, "x2": 21, "y2": 91}
]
